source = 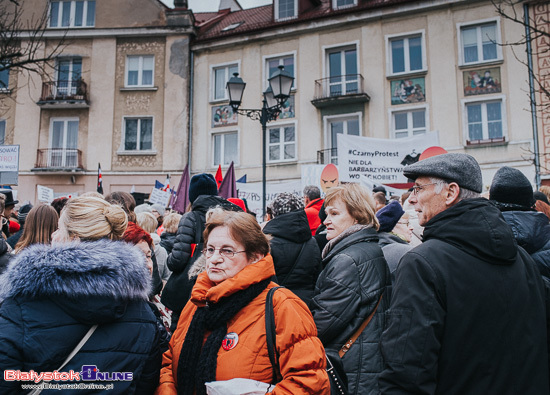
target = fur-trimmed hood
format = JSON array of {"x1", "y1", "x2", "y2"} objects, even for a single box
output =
[{"x1": 0, "y1": 239, "x2": 151, "y2": 323}]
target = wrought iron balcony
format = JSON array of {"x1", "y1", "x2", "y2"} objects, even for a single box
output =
[
  {"x1": 37, "y1": 79, "x2": 89, "y2": 108},
  {"x1": 311, "y1": 74, "x2": 370, "y2": 108},
  {"x1": 317, "y1": 148, "x2": 338, "y2": 165},
  {"x1": 33, "y1": 148, "x2": 84, "y2": 171}
]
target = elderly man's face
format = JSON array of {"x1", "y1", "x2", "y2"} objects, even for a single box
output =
[{"x1": 408, "y1": 176, "x2": 448, "y2": 226}]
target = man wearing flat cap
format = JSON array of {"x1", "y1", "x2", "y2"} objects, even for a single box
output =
[{"x1": 379, "y1": 153, "x2": 549, "y2": 394}]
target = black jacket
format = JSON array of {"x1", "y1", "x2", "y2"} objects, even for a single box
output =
[
  {"x1": 0, "y1": 240, "x2": 162, "y2": 394},
  {"x1": 0, "y1": 237, "x2": 11, "y2": 275},
  {"x1": 162, "y1": 195, "x2": 240, "y2": 313},
  {"x1": 501, "y1": 210, "x2": 550, "y2": 286},
  {"x1": 262, "y1": 210, "x2": 322, "y2": 307},
  {"x1": 311, "y1": 227, "x2": 390, "y2": 395},
  {"x1": 160, "y1": 232, "x2": 177, "y2": 255},
  {"x1": 379, "y1": 198, "x2": 549, "y2": 394}
]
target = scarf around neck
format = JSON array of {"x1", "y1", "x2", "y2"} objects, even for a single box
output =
[
  {"x1": 176, "y1": 278, "x2": 271, "y2": 395},
  {"x1": 322, "y1": 224, "x2": 370, "y2": 259}
]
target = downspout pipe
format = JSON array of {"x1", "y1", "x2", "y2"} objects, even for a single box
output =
[
  {"x1": 187, "y1": 51, "x2": 194, "y2": 169},
  {"x1": 524, "y1": 2, "x2": 541, "y2": 189}
]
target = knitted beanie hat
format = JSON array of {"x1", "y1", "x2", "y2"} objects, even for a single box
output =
[
  {"x1": 18, "y1": 203, "x2": 33, "y2": 224},
  {"x1": 189, "y1": 173, "x2": 218, "y2": 204},
  {"x1": 269, "y1": 192, "x2": 304, "y2": 217},
  {"x1": 376, "y1": 200, "x2": 405, "y2": 232},
  {"x1": 489, "y1": 166, "x2": 535, "y2": 210}
]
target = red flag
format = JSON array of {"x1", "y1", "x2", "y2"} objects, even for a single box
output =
[
  {"x1": 218, "y1": 161, "x2": 237, "y2": 199},
  {"x1": 170, "y1": 165, "x2": 190, "y2": 214},
  {"x1": 97, "y1": 163, "x2": 104, "y2": 195},
  {"x1": 215, "y1": 165, "x2": 223, "y2": 189}
]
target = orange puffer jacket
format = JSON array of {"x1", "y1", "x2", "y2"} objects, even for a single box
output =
[{"x1": 156, "y1": 254, "x2": 329, "y2": 394}]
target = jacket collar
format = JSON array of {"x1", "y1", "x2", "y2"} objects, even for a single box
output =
[
  {"x1": 191, "y1": 254, "x2": 275, "y2": 305},
  {"x1": 322, "y1": 226, "x2": 378, "y2": 262},
  {"x1": 0, "y1": 239, "x2": 151, "y2": 302}
]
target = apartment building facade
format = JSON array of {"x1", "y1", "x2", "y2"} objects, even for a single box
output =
[
  {"x1": 190, "y1": 0, "x2": 537, "y2": 192},
  {"x1": 1, "y1": 0, "x2": 194, "y2": 201}
]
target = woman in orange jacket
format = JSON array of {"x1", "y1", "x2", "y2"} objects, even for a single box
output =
[{"x1": 156, "y1": 208, "x2": 329, "y2": 395}]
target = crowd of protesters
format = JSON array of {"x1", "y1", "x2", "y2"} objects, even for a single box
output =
[{"x1": 0, "y1": 152, "x2": 550, "y2": 394}]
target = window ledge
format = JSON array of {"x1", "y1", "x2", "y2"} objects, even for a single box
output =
[
  {"x1": 267, "y1": 160, "x2": 298, "y2": 165},
  {"x1": 120, "y1": 87, "x2": 158, "y2": 92},
  {"x1": 210, "y1": 99, "x2": 230, "y2": 105},
  {"x1": 465, "y1": 137, "x2": 507, "y2": 147},
  {"x1": 117, "y1": 150, "x2": 157, "y2": 156},
  {"x1": 459, "y1": 59, "x2": 504, "y2": 70},
  {"x1": 386, "y1": 69, "x2": 428, "y2": 79},
  {"x1": 0, "y1": 89, "x2": 11, "y2": 95}
]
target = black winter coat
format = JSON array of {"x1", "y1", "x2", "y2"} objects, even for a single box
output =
[
  {"x1": 262, "y1": 210, "x2": 322, "y2": 307},
  {"x1": 311, "y1": 227, "x2": 390, "y2": 395},
  {"x1": 160, "y1": 232, "x2": 177, "y2": 255},
  {"x1": 0, "y1": 237, "x2": 11, "y2": 275},
  {"x1": 162, "y1": 195, "x2": 240, "y2": 313},
  {"x1": 379, "y1": 198, "x2": 549, "y2": 394},
  {"x1": 501, "y1": 210, "x2": 550, "y2": 286},
  {"x1": 0, "y1": 239, "x2": 163, "y2": 394}
]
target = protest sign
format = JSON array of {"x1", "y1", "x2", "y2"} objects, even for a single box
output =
[
  {"x1": 0, "y1": 145, "x2": 20, "y2": 185},
  {"x1": 337, "y1": 132, "x2": 439, "y2": 183},
  {"x1": 37, "y1": 185, "x2": 54, "y2": 203},
  {"x1": 149, "y1": 188, "x2": 171, "y2": 207},
  {"x1": 237, "y1": 180, "x2": 302, "y2": 221}
]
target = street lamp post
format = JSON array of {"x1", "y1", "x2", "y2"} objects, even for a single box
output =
[{"x1": 227, "y1": 66, "x2": 294, "y2": 217}]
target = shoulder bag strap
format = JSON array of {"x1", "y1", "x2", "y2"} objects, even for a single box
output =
[
  {"x1": 29, "y1": 324, "x2": 99, "y2": 395},
  {"x1": 265, "y1": 286, "x2": 284, "y2": 384},
  {"x1": 277, "y1": 243, "x2": 307, "y2": 286},
  {"x1": 338, "y1": 294, "x2": 383, "y2": 358}
]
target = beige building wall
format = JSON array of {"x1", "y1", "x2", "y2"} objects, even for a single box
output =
[
  {"x1": 3, "y1": 0, "x2": 194, "y2": 204},
  {"x1": 191, "y1": 0, "x2": 535, "y2": 190}
]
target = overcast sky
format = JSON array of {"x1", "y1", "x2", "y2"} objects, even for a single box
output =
[{"x1": 160, "y1": 0, "x2": 272, "y2": 12}]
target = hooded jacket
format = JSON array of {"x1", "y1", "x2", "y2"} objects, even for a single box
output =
[
  {"x1": 0, "y1": 240, "x2": 162, "y2": 394},
  {"x1": 262, "y1": 210, "x2": 322, "y2": 307},
  {"x1": 156, "y1": 254, "x2": 330, "y2": 394},
  {"x1": 305, "y1": 198, "x2": 324, "y2": 236},
  {"x1": 379, "y1": 198, "x2": 549, "y2": 394},
  {"x1": 311, "y1": 227, "x2": 390, "y2": 395},
  {"x1": 501, "y1": 210, "x2": 550, "y2": 285}
]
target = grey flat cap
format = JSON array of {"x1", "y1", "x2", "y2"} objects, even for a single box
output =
[{"x1": 403, "y1": 153, "x2": 482, "y2": 193}]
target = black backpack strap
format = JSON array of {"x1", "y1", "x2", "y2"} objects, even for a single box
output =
[
  {"x1": 265, "y1": 286, "x2": 284, "y2": 384},
  {"x1": 192, "y1": 211, "x2": 204, "y2": 253}
]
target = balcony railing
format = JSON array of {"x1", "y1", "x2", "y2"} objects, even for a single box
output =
[
  {"x1": 317, "y1": 148, "x2": 338, "y2": 165},
  {"x1": 34, "y1": 148, "x2": 83, "y2": 170},
  {"x1": 38, "y1": 79, "x2": 89, "y2": 106}
]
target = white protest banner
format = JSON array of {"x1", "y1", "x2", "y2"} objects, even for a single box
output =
[
  {"x1": 337, "y1": 132, "x2": 439, "y2": 183},
  {"x1": 149, "y1": 188, "x2": 171, "y2": 207},
  {"x1": 37, "y1": 185, "x2": 54, "y2": 203},
  {"x1": 0, "y1": 145, "x2": 19, "y2": 172},
  {"x1": 237, "y1": 180, "x2": 303, "y2": 221}
]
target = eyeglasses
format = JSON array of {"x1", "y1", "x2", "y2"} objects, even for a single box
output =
[
  {"x1": 202, "y1": 247, "x2": 246, "y2": 258},
  {"x1": 411, "y1": 182, "x2": 444, "y2": 195}
]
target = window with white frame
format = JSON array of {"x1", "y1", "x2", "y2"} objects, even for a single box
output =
[
  {"x1": 268, "y1": 124, "x2": 296, "y2": 162},
  {"x1": 124, "y1": 117, "x2": 153, "y2": 151},
  {"x1": 465, "y1": 99, "x2": 504, "y2": 143},
  {"x1": 460, "y1": 21, "x2": 500, "y2": 65},
  {"x1": 56, "y1": 57, "x2": 82, "y2": 95},
  {"x1": 212, "y1": 64, "x2": 238, "y2": 101},
  {"x1": 275, "y1": 0, "x2": 297, "y2": 21},
  {"x1": 0, "y1": 63, "x2": 9, "y2": 90},
  {"x1": 265, "y1": 55, "x2": 295, "y2": 89},
  {"x1": 49, "y1": 118, "x2": 79, "y2": 167},
  {"x1": 389, "y1": 34, "x2": 424, "y2": 75},
  {"x1": 49, "y1": 1, "x2": 96, "y2": 28},
  {"x1": 0, "y1": 120, "x2": 5, "y2": 145},
  {"x1": 333, "y1": 0, "x2": 357, "y2": 9},
  {"x1": 126, "y1": 56, "x2": 154, "y2": 87},
  {"x1": 392, "y1": 109, "x2": 427, "y2": 138},
  {"x1": 326, "y1": 115, "x2": 360, "y2": 163},
  {"x1": 213, "y1": 131, "x2": 238, "y2": 166},
  {"x1": 326, "y1": 45, "x2": 358, "y2": 97}
]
